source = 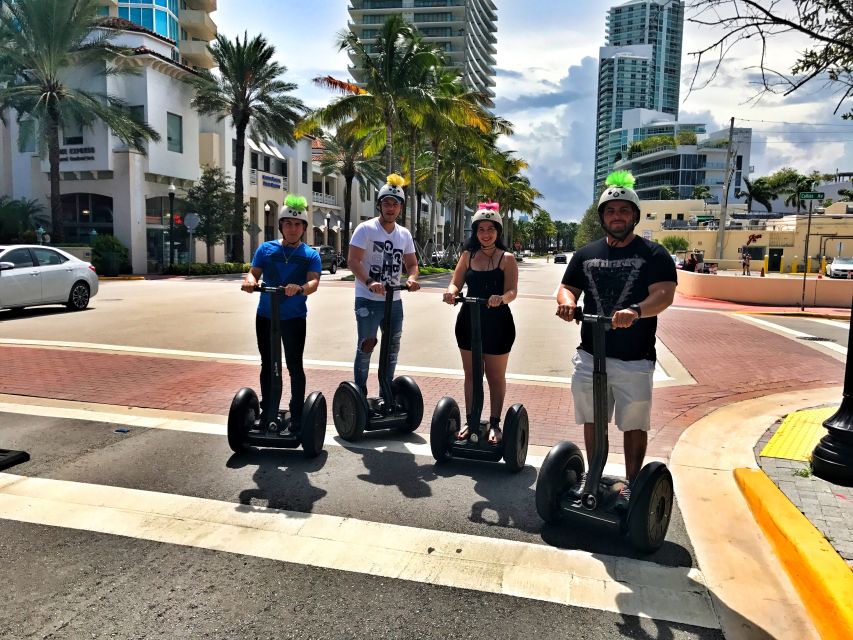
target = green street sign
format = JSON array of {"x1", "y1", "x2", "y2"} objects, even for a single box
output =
[{"x1": 800, "y1": 191, "x2": 825, "y2": 200}]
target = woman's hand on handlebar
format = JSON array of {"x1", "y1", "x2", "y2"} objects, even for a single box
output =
[
  {"x1": 442, "y1": 290, "x2": 457, "y2": 305},
  {"x1": 487, "y1": 294, "x2": 503, "y2": 308},
  {"x1": 556, "y1": 302, "x2": 576, "y2": 322}
]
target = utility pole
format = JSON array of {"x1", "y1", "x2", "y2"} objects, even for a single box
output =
[{"x1": 715, "y1": 117, "x2": 735, "y2": 261}]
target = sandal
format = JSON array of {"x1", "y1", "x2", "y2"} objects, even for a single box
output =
[
  {"x1": 488, "y1": 417, "x2": 502, "y2": 445},
  {"x1": 456, "y1": 415, "x2": 473, "y2": 440}
]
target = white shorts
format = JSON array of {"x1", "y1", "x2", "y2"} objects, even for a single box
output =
[{"x1": 570, "y1": 348, "x2": 654, "y2": 432}]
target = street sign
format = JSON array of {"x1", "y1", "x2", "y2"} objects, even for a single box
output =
[
  {"x1": 799, "y1": 191, "x2": 824, "y2": 200},
  {"x1": 184, "y1": 213, "x2": 200, "y2": 231}
]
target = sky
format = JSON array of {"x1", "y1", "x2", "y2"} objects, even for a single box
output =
[{"x1": 212, "y1": 1, "x2": 853, "y2": 221}]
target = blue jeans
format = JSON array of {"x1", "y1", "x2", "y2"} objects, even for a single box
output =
[{"x1": 354, "y1": 297, "x2": 403, "y2": 398}]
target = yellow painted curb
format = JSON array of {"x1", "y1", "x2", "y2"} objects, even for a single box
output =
[{"x1": 734, "y1": 468, "x2": 853, "y2": 640}]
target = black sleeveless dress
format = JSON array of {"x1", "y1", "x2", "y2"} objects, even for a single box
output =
[{"x1": 454, "y1": 250, "x2": 516, "y2": 355}]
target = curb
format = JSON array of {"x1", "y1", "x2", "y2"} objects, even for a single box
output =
[
  {"x1": 734, "y1": 468, "x2": 853, "y2": 640},
  {"x1": 98, "y1": 276, "x2": 146, "y2": 281}
]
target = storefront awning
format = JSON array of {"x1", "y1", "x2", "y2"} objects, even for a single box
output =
[
  {"x1": 269, "y1": 146, "x2": 286, "y2": 160},
  {"x1": 258, "y1": 142, "x2": 275, "y2": 156},
  {"x1": 246, "y1": 139, "x2": 261, "y2": 152}
]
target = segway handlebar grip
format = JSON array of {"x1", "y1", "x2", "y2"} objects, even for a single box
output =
[
  {"x1": 385, "y1": 283, "x2": 411, "y2": 292},
  {"x1": 454, "y1": 294, "x2": 490, "y2": 305},
  {"x1": 253, "y1": 283, "x2": 285, "y2": 294}
]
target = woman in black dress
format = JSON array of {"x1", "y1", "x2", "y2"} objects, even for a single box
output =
[{"x1": 442, "y1": 203, "x2": 519, "y2": 444}]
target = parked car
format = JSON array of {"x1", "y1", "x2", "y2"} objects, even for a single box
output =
[
  {"x1": 826, "y1": 257, "x2": 853, "y2": 278},
  {"x1": 670, "y1": 254, "x2": 684, "y2": 269},
  {"x1": 554, "y1": 253, "x2": 567, "y2": 264},
  {"x1": 0, "y1": 244, "x2": 99, "y2": 312},
  {"x1": 311, "y1": 245, "x2": 339, "y2": 274},
  {"x1": 513, "y1": 251, "x2": 523, "y2": 263}
]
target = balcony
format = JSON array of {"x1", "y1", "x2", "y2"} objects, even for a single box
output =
[
  {"x1": 313, "y1": 192, "x2": 338, "y2": 206},
  {"x1": 180, "y1": 39, "x2": 215, "y2": 69},
  {"x1": 181, "y1": 9, "x2": 217, "y2": 41},
  {"x1": 185, "y1": 0, "x2": 217, "y2": 10}
]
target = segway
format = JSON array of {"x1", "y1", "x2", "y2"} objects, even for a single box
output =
[
  {"x1": 429, "y1": 295, "x2": 529, "y2": 472},
  {"x1": 227, "y1": 284, "x2": 326, "y2": 458},
  {"x1": 534, "y1": 307, "x2": 673, "y2": 553},
  {"x1": 332, "y1": 284, "x2": 423, "y2": 441}
]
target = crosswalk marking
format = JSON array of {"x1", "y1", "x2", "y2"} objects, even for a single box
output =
[
  {"x1": 732, "y1": 314, "x2": 848, "y2": 355},
  {"x1": 0, "y1": 339, "x2": 675, "y2": 384},
  {"x1": 0, "y1": 472, "x2": 717, "y2": 628}
]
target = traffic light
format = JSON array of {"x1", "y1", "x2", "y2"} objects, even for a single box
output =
[{"x1": 174, "y1": 214, "x2": 183, "y2": 225}]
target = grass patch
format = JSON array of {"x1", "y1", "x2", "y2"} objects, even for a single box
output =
[{"x1": 793, "y1": 464, "x2": 813, "y2": 478}]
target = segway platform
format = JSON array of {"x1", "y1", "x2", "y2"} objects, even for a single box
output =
[{"x1": 0, "y1": 448, "x2": 29, "y2": 471}]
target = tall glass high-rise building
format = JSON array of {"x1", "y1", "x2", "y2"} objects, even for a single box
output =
[
  {"x1": 97, "y1": 0, "x2": 217, "y2": 69},
  {"x1": 593, "y1": 0, "x2": 684, "y2": 197},
  {"x1": 347, "y1": 0, "x2": 498, "y2": 105}
]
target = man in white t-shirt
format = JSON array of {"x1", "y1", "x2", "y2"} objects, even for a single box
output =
[{"x1": 347, "y1": 174, "x2": 421, "y2": 397}]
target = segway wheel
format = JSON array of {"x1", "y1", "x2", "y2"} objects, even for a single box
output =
[
  {"x1": 535, "y1": 441, "x2": 585, "y2": 523},
  {"x1": 430, "y1": 396, "x2": 461, "y2": 462},
  {"x1": 332, "y1": 381, "x2": 368, "y2": 441},
  {"x1": 626, "y1": 462, "x2": 674, "y2": 553},
  {"x1": 227, "y1": 387, "x2": 259, "y2": 453},
  {"x1": 502, "y1": 403, "x2": 529, "y2": 473},
  {"x1": 391, "y1": 375, "x2": 424, "y2": 434},
  {"x1": 301, "y1": 391, "x2": 327, "y2": 458}
]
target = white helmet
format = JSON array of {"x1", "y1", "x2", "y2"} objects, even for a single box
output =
[
  {"x1": 278, "y1": 194, "x2": 309, "y2": 225},
  {"x1": 598, "y1": 171, "x2": 641, "y2": 222},
  {"x1": 471, "y1": 202, "x2": 502, "y2": 229},
  {"x1": 376, "y1": 173, "x2": 406, "y2": 207}
]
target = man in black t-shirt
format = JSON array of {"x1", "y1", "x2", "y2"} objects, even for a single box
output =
[{"x1": 556, "y1": 172, "x2": 677, "y2": 507}]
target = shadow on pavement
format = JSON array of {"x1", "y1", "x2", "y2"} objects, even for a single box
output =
[
  {"x1": 0, "y1": 306, "x2": 87, "y2": 320},
  {"x1": 355, "y1": 448, "x2": 437, "y2": 499},
  {"x1": 433, "y1": 460, "x2": 541, "y2": 534},
  {"x1": 541, "y1": 520, "x2": 693, "y2": 568},
  {"x1": 227, "y1": 448, "x2": 328, "y2": 512}
]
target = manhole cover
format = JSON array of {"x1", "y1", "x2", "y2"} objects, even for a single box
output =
[{"x1": 798, "y1": 336, "x2": 836, "y2": 342}]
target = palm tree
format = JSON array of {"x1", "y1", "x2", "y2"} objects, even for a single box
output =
[
  {"x1": 736, "y1": 176, "x2": 775, "y2": 212},
  {"x1": 692, "y1": 184, "x2": 711, "y2": 200},
  {"x1": 838, "y1": 188, "x2": 853, "y2": 201},
  {"x1": 310, "y1": 14, "x2": 441, "y2": 175},
  {"x1": 316, "y1": 126, "x2": 385, "y2": 256},
  {"x1": 191, "y1": 32, "x2": 307, "y2": 262},
  {"x1": 0, "y1": 0, "x2": 160, "y2": 242},
  {"x1": 658, "y1": 186, "x2": 678, "y2": 200}
]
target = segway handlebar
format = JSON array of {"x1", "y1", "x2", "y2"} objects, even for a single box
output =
[
  {"x1": 252, "y1": 283, "x2": 291, "y2": 294},
  {"x1": 454, "y1": 294, "x2": 494, "y2": 305},
  {"x1": 384, "y1": 283, "x2": 411, "y2": 292},
  {"x1": 573, "y1": 306, "x2": 612, "y2": 326}
]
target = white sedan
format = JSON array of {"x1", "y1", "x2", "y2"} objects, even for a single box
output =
[
  {"x1": 0, "y1": 244, "x2": 99, "y2": 312},
  {"x1": 826, "y1": 257, "x2": 853, "y2": 279}
]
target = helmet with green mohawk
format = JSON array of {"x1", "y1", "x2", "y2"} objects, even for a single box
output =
[
  {"x1": 598, "y1": 171, "x2": 641, "y2": 223},
  {"x1": 279, "y1": 194, "x2": 309, "y2": 226}
]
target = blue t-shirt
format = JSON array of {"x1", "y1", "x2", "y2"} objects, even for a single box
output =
[{"x1": 251, "y1": 241, "x2": 321, "y2": 320}]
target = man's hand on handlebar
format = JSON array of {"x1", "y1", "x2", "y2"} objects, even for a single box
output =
[
  {"x1": 612, "y1": 308, "x2": 639, "y2": 329},
  {"x1": 282, "y1": 283, "x2": 303, "y2": 297},
  {"x1": 367, "y1": 281, "x2": 385, "y2": 296},
  {"x1": 240, "y1": 279, "x2": 256, "y2": 293},
  {"x1": 405, "y1": 277, "x2": 420, "y2": 292},
  {"x1": 556, "y1": 302, "x2": 576, "y2": 322}
]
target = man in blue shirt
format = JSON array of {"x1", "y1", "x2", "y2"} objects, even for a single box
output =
[{"x1": 241, "y1": 194, "x2": 322, "y2": 429}]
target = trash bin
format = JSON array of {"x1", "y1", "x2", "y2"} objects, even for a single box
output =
[{"x1": 100, "y1": 251, "x2": 120, "y2": 277}]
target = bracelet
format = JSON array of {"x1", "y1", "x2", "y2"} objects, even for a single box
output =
[
  {"x1": 365, "y1": 278, "x2": 375, "y2": 286},
  {"x1": 298, "y1": 285, "x2": 305, "y2": 295}
]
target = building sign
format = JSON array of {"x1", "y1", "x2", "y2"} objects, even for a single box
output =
[
  {"x1": 261, "y1": 174, "x2": 282, "y2": 189},
  {"x1": 59, "y1": 146, "x2": 96, "y2": 162},
  {"x1": 643, "y1": 229, "x2": 652, "y2": 240}
]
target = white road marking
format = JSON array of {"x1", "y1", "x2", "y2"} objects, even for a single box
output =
[
  {"x1": 811, "y1": 317, "x2": 850, "y2": 330},
  {"x1": 0, "y1": 339, "x2": 674, "y2": 384},
  {"x1": 732, "y1": 314, "x2": 848, "y2": 355},
  {"x1": 0, "y1": 472, "x2": 717, "y2": 628},
  {"x1": 0, "y1": 396, "x2": 659, "y2": 474}
]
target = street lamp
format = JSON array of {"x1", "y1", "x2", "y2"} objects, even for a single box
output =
[
  {"x1": 168, "y1": 183, "x2": 176, "y2": 268},
  {"x1": 325, "y1": 213, "x2": 331, "y2": 245}
]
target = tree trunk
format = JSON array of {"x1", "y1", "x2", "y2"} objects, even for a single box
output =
[
  {"x1": 429, "y1": 140, "x2": 440, "y2": 249},
  {"x1": 233, "y1": 120, "x2": 248, "y2": 263},
  {"x1": 385, "y1": 124, "x2": 394, "y2": 175},
  {"x1": 206, "y1": 241, "x2": 213, "y2": 263},
  {"x1": 47, "y1": 103, "x2": 63, "y2": 243},
  {"x1": 409, "y1": 133, "x2": 417, "y2": 236},
  {"x1": 343, "y1": 174, "x2": 353, "y2": 257}
]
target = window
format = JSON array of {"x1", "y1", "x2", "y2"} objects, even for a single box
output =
[
  {"x1": 166, "y1": 112, "x2": 182, "y2": 153},
  {"x1": 63, "y1": 120, "x2": 84, "y2": 146},
  {"x1": 250, "y1": 152, "x2": 258, "y2": 170},
  {"x1": 18, "y1": 119, "x2": 35, "y2": 153},
  {"x1": 302, "y1": 161, "x2": 308, "y2": 184},
  {"x1": 3, "y1": 248, "x2": 34, "y2": 268},
  {"x1": 32, "y1": 247, "x2": 67, "y2": 266},
  {"x1": 263, "y1": 155, "x2": 270, "y2": 173}
]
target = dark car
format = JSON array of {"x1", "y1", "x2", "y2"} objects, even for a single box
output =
[
  {"x1": 311, "y1": 245, "x2": 339, "y2": 274},
  {"x1": 554, "y1": 253, "x2": 567, "y2": 264}
]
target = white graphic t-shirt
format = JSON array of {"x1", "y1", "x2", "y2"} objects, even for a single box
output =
[{"x1": 350, "y1": 217, "x2": 416, "y2": 301}]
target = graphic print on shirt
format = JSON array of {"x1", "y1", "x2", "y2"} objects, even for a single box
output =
[
  {"x1": 368, "y1": 239, "x2": 403, "y2": 284},
  {"x1": 583, "y1": 257, "x2": 644, "y2": 316}
]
